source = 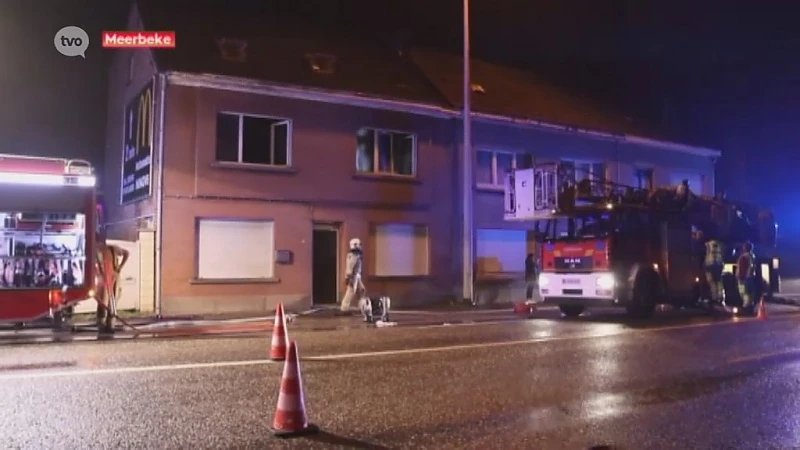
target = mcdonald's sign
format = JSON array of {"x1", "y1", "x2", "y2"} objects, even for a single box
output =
[{"x1": 120, "y1": 81, "x2": 154, "y2": 204}]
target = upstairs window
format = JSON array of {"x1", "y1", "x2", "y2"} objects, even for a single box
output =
[
  {"x1": 215, "y1": 112, "x2": 291, "y2": 166},
  {"x1": 476, "y1": 150, "x2": 529, "y2": 187},
  {"x1": 634, "y1": 168, "x2": 654, "y2": 190},
  {"x1": 356, "y1": 128, "x2": 415, "y2": 176}
]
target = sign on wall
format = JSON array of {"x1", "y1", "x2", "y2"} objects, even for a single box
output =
[{"x1": 120, "y1": 81, "x2": 154, "y2": 205}]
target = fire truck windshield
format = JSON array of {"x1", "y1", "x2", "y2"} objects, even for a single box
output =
[{"x1": 543, "y1": 211, "x2": 619, "y2": 240}]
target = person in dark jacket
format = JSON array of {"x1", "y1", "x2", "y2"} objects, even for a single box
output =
[{"x1": 525, "y1": 253, "x2": 538, "y2": 301}]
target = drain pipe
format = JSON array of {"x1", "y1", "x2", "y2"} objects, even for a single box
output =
[{"x1": 154, "y1": 73, "x2": 167, "y2": 318}]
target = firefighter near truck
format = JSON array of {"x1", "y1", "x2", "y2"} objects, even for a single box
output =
[
  {"x1": 0, "y1": 154, "x2": 99, "y2": 329},
  {"x1": 504, "y1": 161, "x2": 780, "y2": 319}
]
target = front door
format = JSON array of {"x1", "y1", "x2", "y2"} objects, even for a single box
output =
[{"x1": 312, "y1": 224, "x2": 339, "y2": 304}]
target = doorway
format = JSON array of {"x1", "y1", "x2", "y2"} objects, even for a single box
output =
[{"x1": 312, "y1": 224, "x2": 339, "y2": 305}]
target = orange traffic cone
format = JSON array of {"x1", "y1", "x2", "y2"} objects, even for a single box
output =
[
  {"x1": 756, "y1": 296, "x2": 768, "y2": 320},
  {"x1": 270, "y1": 303, "x2": 289, "y2": 361},
  {"x1": 272, "y1": 341, "x2": 319, "y2": 438}
]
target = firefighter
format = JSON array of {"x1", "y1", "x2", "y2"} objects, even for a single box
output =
[
  {"x1": 736, "y1": 241, "x2": 756, "y2": 311},
  {"x1": 95, "y1": 232, "x2": 130, "y2": 333},
  {"x1": 339, "y1": 238, "x2": 364, "y2": 314},
  {"x1": 703, "y1": 235, "x2": 725, "y2": 305},
  {"x1": 525, "y1": 253, "x2": 538, "y2": 303}
]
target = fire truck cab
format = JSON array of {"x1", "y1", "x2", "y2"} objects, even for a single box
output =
[
  {"x1": 0, "y1": 154, "x2": 98, "y2": 328},
  {"x1": 504, "y1": 161, "x2": 779, "y2": 319}
]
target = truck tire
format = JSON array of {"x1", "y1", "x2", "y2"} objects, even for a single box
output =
[
  {"x1": 559, "y1": 305, "x2": 585, "y2": 317},
  {"x1": 626, "y1": 271, "x2": 658, "y2": 319}
]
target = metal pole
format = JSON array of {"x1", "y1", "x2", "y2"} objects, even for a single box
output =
[{"x1": 461, "y1": 0, "x2": 474, "y2": 303}]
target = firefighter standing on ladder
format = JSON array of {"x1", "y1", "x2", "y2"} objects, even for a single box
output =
[{"x1": 95, "y1": 227, "x2": 130, "y2": 333}]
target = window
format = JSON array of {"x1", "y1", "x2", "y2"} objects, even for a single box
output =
[
  {"x1": 197, "y1": 219, "x2": 275, "y2": 280},
  {"x1": 572, "y1": 161, "x2": 606, "y2": 183},
  {"x1": 356, "y1": 128, "x2": 415, "y2": 176},
  {"x1": 634, "y1": 168, "x2": 654, "y2": 190},
  {"x1": 476, "y1": 150, "x2": 526, "y2": 187},
  {"x1": 372, "y1": 223, "x2": 429, "y2": 276},
  {"x1": 215, "y1": 113, "x2": 291, "y2": 166}
]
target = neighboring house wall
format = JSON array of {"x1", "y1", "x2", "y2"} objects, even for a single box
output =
[
  {"x1": 158, "y1": 85, "x2": 457, "y2": 314},
  {"x1": 468, "y1": 120, "x2": 716, "y2": 305},
  {"x1": 103, "y1": 3, "x2": 160, "y2": 241}
]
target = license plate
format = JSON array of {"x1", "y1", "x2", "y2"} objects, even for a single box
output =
[{"x1": 562, "y1": 278, "x2": 580, "y2": 285}]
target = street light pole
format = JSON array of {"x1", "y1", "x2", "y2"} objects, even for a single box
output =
[{"x1": 461, "y1": 0, "x2": 474, "y2": 304}]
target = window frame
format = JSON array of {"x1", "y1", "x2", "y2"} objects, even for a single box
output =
[
  {"x1": 194, "y1": 218, "x2": 276, "y2": 282},
  {"x1": 476, "y1": 149, "x2": 520, "y2": 189},
  {"x1": 370, "y1": 222, "x2": 430, "y2": 277},
  {"x1": 566, "y1": 159, "x2": 607, "y2": 182},
  {"x1": 215, "y1": 111, "x2": 293, "y2": 167},
  {"x1": 355, "y1": 127, "x2": 418, "y2": 177}
]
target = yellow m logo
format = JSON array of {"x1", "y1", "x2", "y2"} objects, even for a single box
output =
[{"x1": 136, "y1": 87, "x2": 153, "y2": 149}]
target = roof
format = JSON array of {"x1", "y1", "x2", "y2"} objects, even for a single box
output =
[
  {"x1": 133, "y1": 0, "x2": 719, "y2": 156},
  {"x1": 407, "y1": 48, "x2": 674, "y2": 140},
  {"x1": 135, "y1": 0, "x2": 449, "y2": 106}
]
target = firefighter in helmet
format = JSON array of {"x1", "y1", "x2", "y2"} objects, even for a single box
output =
[
  {"x1": 339, "y1": 237, "x2": 364, "y2": 314},
  {"x1": 703, "y1": 234, "x2": 725, "y2": 305},
  {"x1": 736, "y1": 241, "x2": 756, "y2": 310}
]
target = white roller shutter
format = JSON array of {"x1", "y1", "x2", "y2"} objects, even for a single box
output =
[
  {"x1": 476, "y1": 229, "x2": 526, "y2": 273},
  {"x1": 197, "y1": 220, "x2": 274, "y2": 279}
]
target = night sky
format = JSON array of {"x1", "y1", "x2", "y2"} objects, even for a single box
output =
[{"x1": 1, "y1": 0, "x2": 798, "y2": 231}]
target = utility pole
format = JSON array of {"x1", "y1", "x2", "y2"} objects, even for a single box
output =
[{"x1": 461, "y1": 0, "x2": 474, "y2": 304}]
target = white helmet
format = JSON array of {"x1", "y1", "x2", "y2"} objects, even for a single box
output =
[{"x1": 349, "y1": 238, "x2": 361, "y2": 250}]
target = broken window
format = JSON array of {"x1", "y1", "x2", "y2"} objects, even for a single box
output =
[{"x1": 356, "y1": 128, "x2": 415, "y2": 176}]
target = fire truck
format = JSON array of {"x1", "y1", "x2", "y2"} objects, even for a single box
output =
[
  {"x1": 504, "y1": 161, "x2": 780, "y2": 319},
  {"x1": 0, "y1": 154, "x2": 99, "y2": 328}
]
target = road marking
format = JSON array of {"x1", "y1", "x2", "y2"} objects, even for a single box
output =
[
  {"x1": 0, "y1": 316, "x2": 786, "y2": 381},
  {"x1": 0, "y1": 359, "x2": 276, "y2": 381},
  {"x1": 728, "y1": 348, "x2": 800, "y2": 364}
]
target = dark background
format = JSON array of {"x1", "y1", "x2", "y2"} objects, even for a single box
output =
[{"x1": 1, "y1": 0, "x2": 798, "y2": 234}]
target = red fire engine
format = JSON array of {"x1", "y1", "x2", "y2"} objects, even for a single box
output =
[
  {"x1": 504, "y1": 161, "x2": 780, "y2": 319},
  {"x1": 0, "y1": 154, "x2": 98, "y2": 328}
]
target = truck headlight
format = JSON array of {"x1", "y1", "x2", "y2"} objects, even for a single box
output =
[
  {"x1": 538, "y1": 274, "x2": 550, "y2": 287},
  {"x1": 596, "y1": 273, "x2": 615, "y2": 289}
]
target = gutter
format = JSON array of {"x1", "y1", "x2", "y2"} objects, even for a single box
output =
[
  {"x1": 166, "y1": 72, "x2": 454, "y2": 119},
  {"x1": 165, "y1": 71, "x2": 721, "y2": 158}
]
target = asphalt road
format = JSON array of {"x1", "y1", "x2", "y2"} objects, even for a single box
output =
[{"x1": 1, "y1": 307, "x2": 799, "y2": 449}]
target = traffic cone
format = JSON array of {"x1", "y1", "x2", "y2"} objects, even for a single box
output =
[
  {"x1": 756, "y1": 296, "x2": 768, "y2": 320},
  {"x1": 271, "y1": 341, "x2": 319, "y2": 438},
  {"x1": 270, "y1": 303, "x2": 289, "y2": 361}
]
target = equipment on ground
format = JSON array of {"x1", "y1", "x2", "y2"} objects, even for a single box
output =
[
  {"x1": 0, "y1": 154, "x2": 99, "y2": 328},
  {"x1": 359, "y1": 295, "x2": 391, "y2": 323},
  {"x1": 503, "y1": 160, "x2": 780, "y2": 319}
]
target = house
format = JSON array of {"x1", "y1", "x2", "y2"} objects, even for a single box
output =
[{"x1": 99, "y1": 1, "x2": 720, "y2": 316}]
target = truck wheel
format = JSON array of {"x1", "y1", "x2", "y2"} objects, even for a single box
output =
[{"x1": 559, "y1": 305, "x2": 585, "y2": 317}]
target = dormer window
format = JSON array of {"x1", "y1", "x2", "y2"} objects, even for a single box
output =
[
  {"x1": 305, "y1": 53, "x2": 336, "y2": 75},
  {"x1": 216, "y1": 38, "x2": 247, "y2": 63},
  {"x1": 471, "y1": 83, "x2": 486, "y2": 94}
]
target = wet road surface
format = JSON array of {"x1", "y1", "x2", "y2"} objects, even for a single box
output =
[{"x1": 1, "y1": 308, "x2": 799, "y2": 449}]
